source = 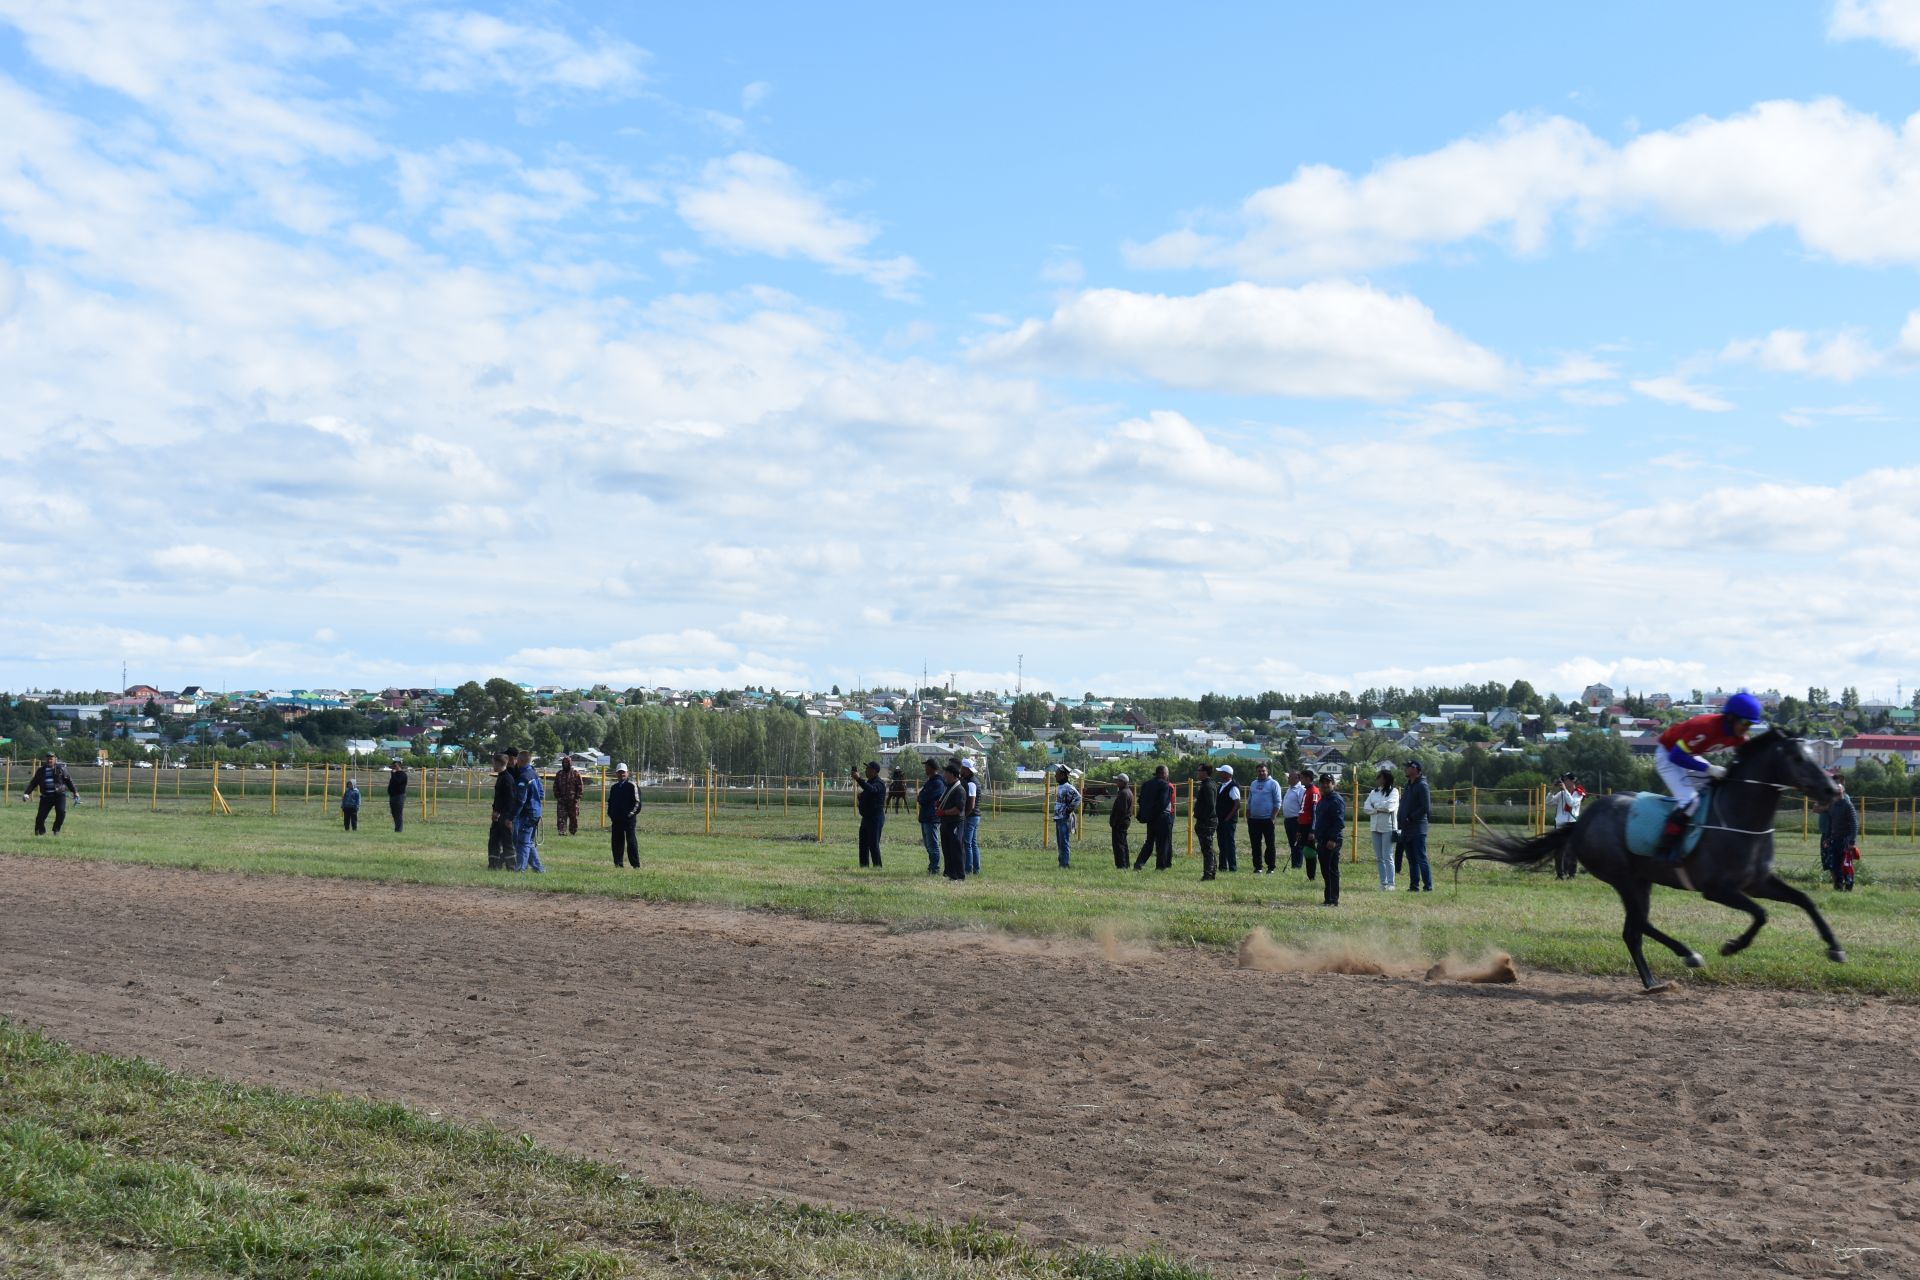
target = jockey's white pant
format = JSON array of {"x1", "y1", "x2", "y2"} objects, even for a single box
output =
[{"x1": 1653, "y1": 753, "x2": 1709, "y2": 814}]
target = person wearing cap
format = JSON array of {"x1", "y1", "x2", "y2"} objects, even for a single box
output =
[
  {"x1": 936, "y1": 761, "x2": 968, "y2": 880},
  {"x1": 1281, "y1": 769, "x2": 1308, "y2": 871},
  {"x1": 1819, "y1": 774, "x2": 1857, "y2": 890},
  {"x1": 1550, "y1": 772, "x2": 1583, "y2": 879},
  {"x1": 552, "y1": 755, "x2": 585, "y2": 836},
  {"x1": 21, "y1": 751, "x2": 79, "y2": 836},
  {"x1": 1192, "y1": 763, "x2": 1219, "y2": 880},
  {"x1": 851, "y1": 761, "x2": 887, "y2": 868},
  {"x1": 1298, "y1": 770, "x2": 1321, "y2": 879},
  {"x1": 1051, "y1": 765, "x2": 1081, "y2": 868},
  {"x1": 1133, "y1": 764, "x2": 1176, "y2": 870},
  {"x1": 1363, "y1": 766, "x2": 1399, "y2": 890},
  {"x1": 386, "y1": 757, "x2": 409, "y2": 833},
  {"x1": 1245, "y1": 763, "x2": 1282, "y2": 874},
  {"x1": 1398, "y1": 758, "x2": 1432, "y2": 892},
  {"x1": 606, "y1": 763, "x2": 643, "y2": 868},
  {"x1": 1108, "y1": 773, "x2": 1135, "y2": 869},
  {"x1": 1215, "y1": 765, "x2": 1242, "y2": 874},
  {"x1": 961, "y1": 758, "x2": 983, "y2": 876},
  {"x1": 1311, "y1": 770, "x2": 1346, "y2": 906},
  {"x1": 487, "y1": 750, "x2": 515, "y2": 870},
  {"x1": 916, "y1": 758, "x2": 946, "y2": 875}
]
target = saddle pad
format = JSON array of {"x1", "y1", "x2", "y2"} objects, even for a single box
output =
[{"x1": 1625, "y1": 791, "x2": 1707, "y2": 860}]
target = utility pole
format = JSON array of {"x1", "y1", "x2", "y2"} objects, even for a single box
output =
[{"x1": 1017, "y1": 654, "x2": 1023, "y2": 697}]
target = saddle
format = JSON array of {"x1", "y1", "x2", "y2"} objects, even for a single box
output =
[{"x1": 1625, "y1": 789, "x2": 1713, "y2": 861}]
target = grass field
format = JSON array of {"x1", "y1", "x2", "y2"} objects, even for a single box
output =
[
  {"x1": 0, "y1": 1020, "x2": 1207, "y2": 1279},
  {"x1": 5, "y1": 787, "x2": 1917, "y2": 995}
]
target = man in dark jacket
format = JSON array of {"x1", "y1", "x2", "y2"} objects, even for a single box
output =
[
  {"x1": 916, "y1": 759, "x2": 945, "y2": 874},
  {"x1": 1215, "y1": 765, "x2": 1242, "y2": 873},
  {"x1": 387, "y1": 759, "x2": 408, "y2": 832},
  {"x1": 22, "y1": 753, "x2": 79, "y2": 835},
  {"x1": 1108, "y1": 774, "x2": 1135, "y2": 869},
  {"x1": 552, "y1": 756, "x2": 585, "y2": 836},
  {"x1": 852, "y1": 761, "x2": 886, "y2": 868},
  {"x1": 1192, "y1": 763, "x2": 1219, "y2": 881},
  {"x1": 1397, "y1": 759, "x2": 1432, "y2": 892},
  {"x1": 1133, "y1": 765, "x2": 1176, "y2": 870},
  {"x1": 1312, "y1": 770, "x2": 1346, "y2": 906},
  {"x1": 487, "y1": 751, "x2": 514, "y2": 869},
  {"x1": 606, "y1": 763, "x2": 643, "y2": 868},
  {"x1": 936, "y1": 762, "x2": 967, "y2": 880},
  {"x1": 1819, "y1": 776, "x2": 1858, "y2": 889}
]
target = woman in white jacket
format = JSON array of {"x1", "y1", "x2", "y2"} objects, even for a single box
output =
[{"x1": 1363, "y1": 766, "x2": 1400, "y2": 890}]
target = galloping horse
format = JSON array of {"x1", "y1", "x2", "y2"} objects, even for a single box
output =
[{"x1": 1460, "y1": 729, "x2": 1845, "y2": 991}]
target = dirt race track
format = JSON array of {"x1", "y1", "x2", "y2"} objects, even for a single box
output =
[{"x1": 3, "y1": 858, "x2": 1916, "y2": 1278}]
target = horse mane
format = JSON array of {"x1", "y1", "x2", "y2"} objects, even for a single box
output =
[{"x1": 1734, "y1": 726, "x2": 1795, "y2": 760}]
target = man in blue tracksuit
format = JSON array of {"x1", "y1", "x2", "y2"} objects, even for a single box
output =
[
  {"x1": 1052, "y1": 766, "x2": 1081, "y2": 868},
  {"x1": 916, "y1": 758, "x2": 945, "y2": 874},
  {"x1": 1312, "y1": 770, "x2": 1345, "y2": 906},
  {"x1": 511, "y1": 748, "x2": 544, "y2": 872}
]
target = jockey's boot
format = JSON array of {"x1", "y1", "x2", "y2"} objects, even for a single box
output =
[{"x1": 1653, "y1": 812, "x2": 1690, "y2": 860}]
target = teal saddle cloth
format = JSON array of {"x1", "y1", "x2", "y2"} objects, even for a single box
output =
[{"x1": 1624, "y1": 789, "x2": 1713, "y2": 860}]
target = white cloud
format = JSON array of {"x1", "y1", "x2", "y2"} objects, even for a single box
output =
[
  {"x1": 1721, "y1": 328, "x2": 1883, "y2": 381},
  {"x1": 405, "y1": 9, "x2": 647, "y2": 95},
  {"x1": 1630, "y1": 374, "x2": 1735, "y2": 412},
  {"x1": 1531, "y1": 353, "x2": 1618, "y2": 387},
  {"x1": 740, "y1": 80, "x2": 773, "y2": 111},
  {"x1": 1129, "y1": 99, "x2": 1920, "y2": 276},
  {"x1": 676, "y1": 153, "x2": 919, "y2": 292},
  {"x1": 149, "y1": 544, "x2": 247, "y2": 578},
  {"x1": 972, "y1": 281, "x2": 1509, "y2": 400},
  {"x1": 1831, "y1": 0, "x2": 1920, "y2": 58}
]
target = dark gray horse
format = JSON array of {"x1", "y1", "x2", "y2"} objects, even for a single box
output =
[{"x1": 1460, "y1": 729, "x2": 1845, "y2": 991}]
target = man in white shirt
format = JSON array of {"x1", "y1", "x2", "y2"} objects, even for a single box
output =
[
  {"x1": 1281, "y1": 771, "x2": 1308, "y2": 871},
  {"x1": 1551, "y1": 773, "x2": 1584, "y2": 879}
]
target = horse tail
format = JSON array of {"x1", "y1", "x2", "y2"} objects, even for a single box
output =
[{"x1": 1453, "y1": 823, "x2": 1574, "y2": 873}]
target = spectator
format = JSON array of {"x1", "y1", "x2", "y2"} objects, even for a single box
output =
[
  {"x1": 1245, "y1": 763, "x2": 1281, "y2": 874},
  {"x1": 552, "y1": 756, "x2": 585, "y2": 836},
  {"x1": 1820, "y1": 776, "x2": 1858, "y2": 891},
  {"x1": 511, "y1": 748, "x2": 544, "y2": 873},
  {"x1": 340, "y1": 777, "x2": 361, "y2": 831},
  {"x1": 1298, "y1": 771, "x2": 1321, "y2": 880},
  {"x1": 487, "y1": 751, "x2": 514, "y2": 870},
  {"x1": 916, "y1": 759, "x2": 945, "y2": 875},
  {"x1": 961, "y1": 758, "x2": 983, "y2": 876},
  {"x1": 1363, "y1": 766, "x2": 1398, "y2": 890},
  {"x1": 387, "y1": 759, "x2": 409, "y2": 833},
  {"x1": 1551, "y1": 772, "x2": 1583, "y2": 879},
  {"x1": 888, "y1": 766, "x2": 908, "y2": 814},
  {"x1": 1133, "y1": 764, "x2": 1176, "y2": 870},
  {"x1": 937, "y1": 762, "x2": 967, "y2": 880},
  {"x1": 851, "y1": 761, "x2": 887, "y2": 868},
  {"x1": 606, "y1": 763, "x2": 643, "y2": 868},
  {"x1": 1398, "y1": 759, "x2": 1432, "y2": 892},
  {"x1": 1052, "y1": 766, "x2": 1081, "y2": 869},
  {"x1": 20, "y1": 752, "x2": 78, "y2": 836},
  {"x1": 1215, "y1": 765, "x2": 1241, "y2": 873},
  {"x1": 1193, "y1": 763, "x2": 1219, "y2": 881},
  {"x1": 1313, "y1": 771, "x2": 1346, "y2": 906},
  {"x1": 1107, "y1": 773, "x2": 1136, "y2": 869},
  {"x1": 1281, "y1": 769, "x2": 1308, "y2": 870}
]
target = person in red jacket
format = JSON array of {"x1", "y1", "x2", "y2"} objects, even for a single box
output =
[
  {"x1": 1652, "y1": 691, "x2": 1760, "y2": 856},
  {"x1": 1298, "y1": 772, "x2": 1321, "y2": 880}
]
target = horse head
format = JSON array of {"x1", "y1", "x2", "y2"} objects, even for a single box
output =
[{"x1": 1734, "y1": 728, "x2": 1841, "y2": 809}]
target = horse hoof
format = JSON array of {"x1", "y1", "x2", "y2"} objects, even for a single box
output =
[
  {"x1": 1719, "y1": 941, "x2": 1742, "y2": 957},
  {"x1": 1684, "y1": 953, "x2": 1706, "y2": 969},
  {"x1": 1640, "y1": 981, "x2": 1676, "y2": 995},
  {"x1": 1828, "y1": 947, "x2": 1848, "y2": 964}
]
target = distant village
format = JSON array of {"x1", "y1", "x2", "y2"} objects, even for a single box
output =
[{"x1": 4, "y1": 678, "x2": 1918, "y2": 793}]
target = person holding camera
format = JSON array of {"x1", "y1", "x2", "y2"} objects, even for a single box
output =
[{"x1": 852, "y1": 761, "x2": 887, "y2": 868}]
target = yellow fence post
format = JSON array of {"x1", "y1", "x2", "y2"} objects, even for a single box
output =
[
  {"x1": 150, "y1": 760, "x2": 159, "y2": 813},
  {"x1": 816, "y1": 772, "x2": 825, "y2": 843},
  {"x1": 100, "y1": 763, "x2": 108, "y2": 810},
  {"x1": 784, "y1": 774, "x2": 789, "y2": 813},
  {"x1": 600, "y1": 766, "x2": 607, "y2": 828},
  {"x1": 322, "y1": 762, "x2": 330, "y2": 810},
  {"x1": 1802, "y1": 794, "x2": 1809, "y2": 839},
  {"x1": 304, "y1": 765, "x2": 311, "y2": 803},
  {"x1": 1041, "y1": 778, "x2": 1050, "y2": 850},
  {"x1": 271, "y1": 763, "x2": 278, "y2": 816},
  {"x1": 704, "y1": 768, "x2": 713, "y2": 835}
]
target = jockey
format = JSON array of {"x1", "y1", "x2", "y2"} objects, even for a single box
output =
[{"x1": 1652, "y1": 691, "x2": 1761, "y2": 855}]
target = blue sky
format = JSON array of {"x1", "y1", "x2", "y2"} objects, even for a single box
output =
[{"x1": 2, "y1": 1, "x2": 1918, "y2": 701}]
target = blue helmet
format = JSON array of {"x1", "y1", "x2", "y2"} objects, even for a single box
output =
[{"x1": 1723, "y1": 691, "x2": 1762, "y2": 723}]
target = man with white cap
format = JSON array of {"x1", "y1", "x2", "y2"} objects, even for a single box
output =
[
  {"x1": 960, "y1": 757, "x2": 983, "y2": 875},
  {"x1": 606, "y1": 763, "x2": 643, "y2": 868},
  {"x1": 1215, "y1": 765, "x2": 1242, "y2": 873}
]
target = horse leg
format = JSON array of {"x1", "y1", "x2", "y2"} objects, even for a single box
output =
[
  {"x1": 1750, "y1": 874, "x2": 1848, "y2": 964},
  {"x1": 1623, "y1": 879, "x2": 1704, "y2": 971},
  {"x1": 1703, "y1": 887, "x2": 1768, "y2": 957},
  {"x1": 1612, "y1": 881, "x2": 1663, "y2": 990}
]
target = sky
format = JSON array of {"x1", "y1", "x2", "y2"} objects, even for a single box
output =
[{"x1": 2, "y1": 1, "x2": 1919, "y2": 702}]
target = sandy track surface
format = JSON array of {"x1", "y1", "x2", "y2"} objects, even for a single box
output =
[{"x1": 2, "y1": 857, "x2": 1915, "y2": 1277}]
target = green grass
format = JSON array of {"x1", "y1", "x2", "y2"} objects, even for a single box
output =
[
  {"x1": 6, "y1": 789, "x2": 1919, "y2": 994},
  {"x1": 0, "y1": 1020, "x2": 1209, "y2": 1279}
]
